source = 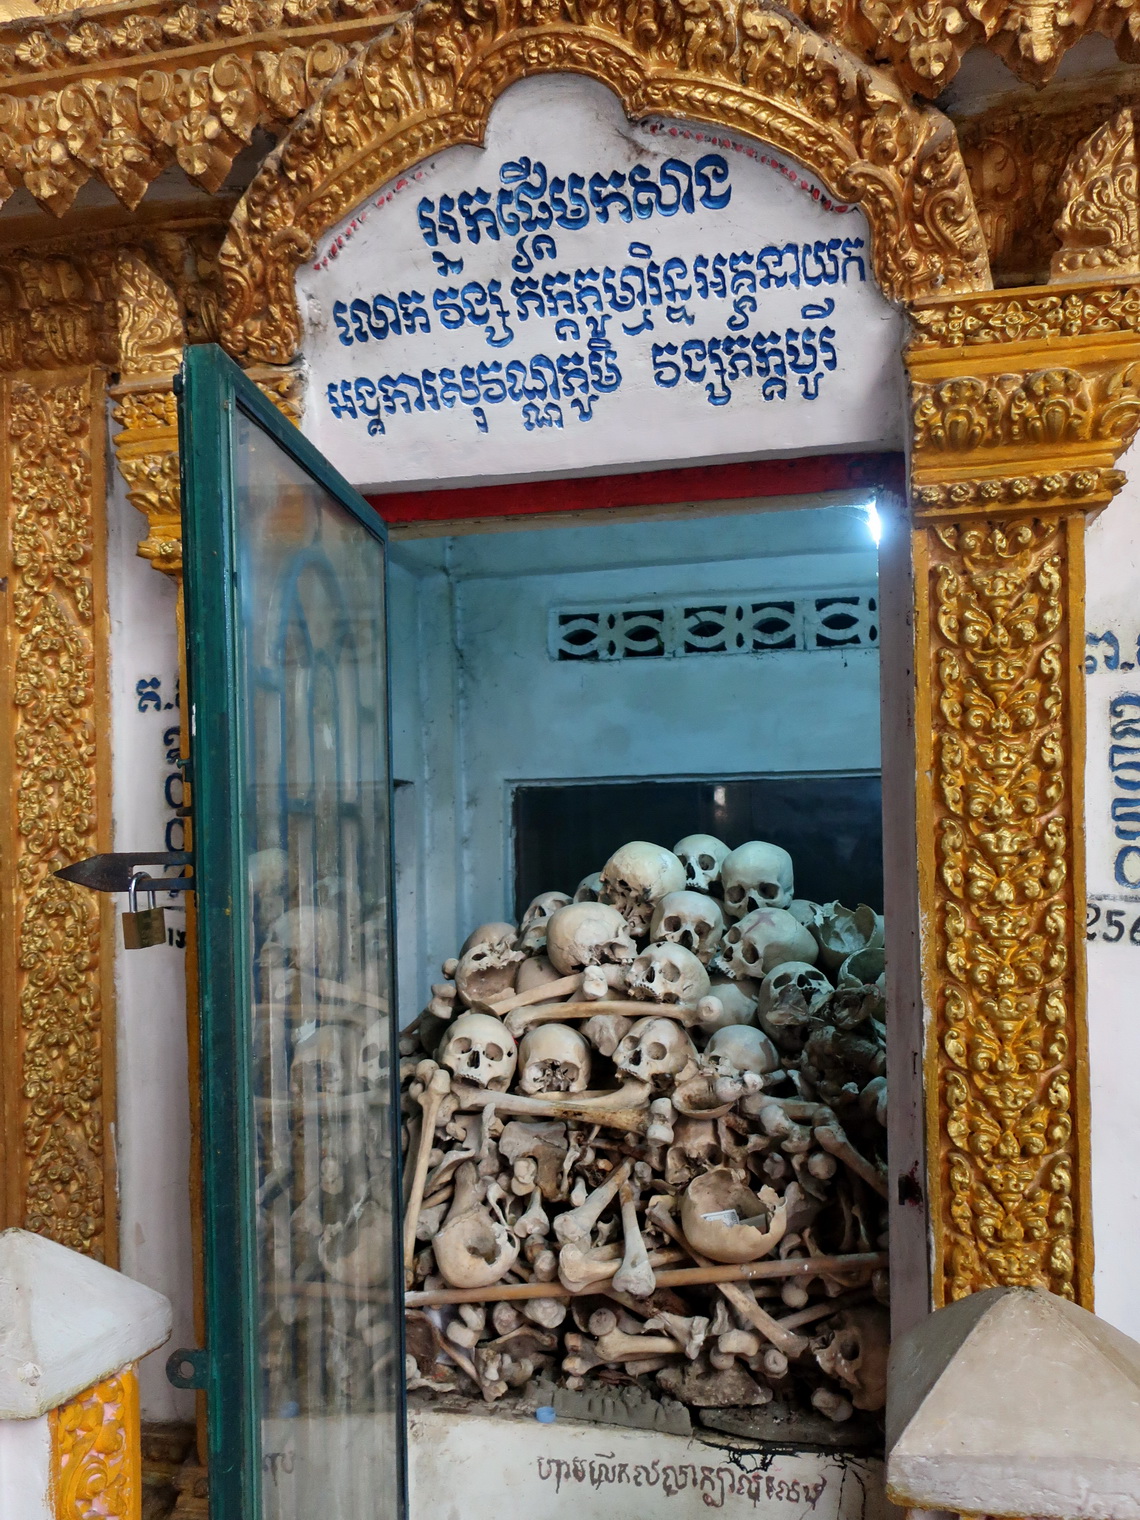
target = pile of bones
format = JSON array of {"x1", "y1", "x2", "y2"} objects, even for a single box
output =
[{"x1": 398, "y1": 837, "x2": 889, "y2": 1431}]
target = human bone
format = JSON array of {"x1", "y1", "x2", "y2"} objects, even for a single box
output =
[
  {"x1": 814, "y1": 1306, "x2": 889, "y2": 1411},
  {"x1": 680, "y1": 1169, "x2": 789, "y2": 1263},
  {"x1": 613, "y1": 1016, "x2": 698, "y2": 1086},
  {"x1": 704, "y1": 1024, "x2": 779, "y2": 1077},
  {"x1": 574, "y1": 871, "x2": 604, "y2": 903},
  {"x1": 650, "y1": 890, "x2": 726, "y2": 964},
  {"x1": 756, "y1": 961, "x2": 833, "y2": 1021},
  {"x1": 811, "y1": 901, "x2": 884, "y2": 971},
  {"x1": 672, "y1": 834, "x2": 730, "y2": 896},
  {"x1": 545, "y1": 901, "x2": 637, "y2": 975},
  {"x1": 395, "y1": 830, "x2": 889, "y2": 1429},
  {"x1": 453, "y1": 928, "x2": 524, "y2": 1008},
  {"x1": 600, "y1": 842, "x2": 686, "y2": 935},
  {"x1": 581, "y1": 1012, "x2": 633, "y2": 1057},
  {"x1": 514, "y1": 955, "x2": 566, "y2": 996},
  {"x1": 720, "y1": 842, "x2": 795, "y2": 918},
  {"x1": 714, "y1": 908, "x2": 818, "y2": 981},
  {"x1": 359, "y1": 1020, "x2": 387, "y2": 1087},
  {"x1": 627, "y1": 942, "x2": 711, "y2": 1006},
  {"x1": 518, "y1": 1024, "x2": 592, "y2": 1095},
  {"x1": 437, "y1": 1012, "x2": 517, "y2": 1091},
  {"x1": 518, "y1": 891, "x2": 572, "y2": 954}
]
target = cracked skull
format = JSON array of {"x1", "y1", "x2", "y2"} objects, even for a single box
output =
[
  {"x1": 600, "y1": 842, "x2": 686, "y2": 936},
  {"x1": 545, "y1": 902, "x2": 637, "y2": 976},
  {"x1": 720, "y1": 842, "x2": 795, "y2": 918},
  {"x1": 814, "y1": 1306, "x2": 889, "y2": 1412},
  {"x1": 627, "y1": 942, "x2": 711, "y2": 1006},
  {"x1": 613, "y1": 1016, "x2": 697, "y2": 1086},
  {"x1": 452, "y1": 924, "x2": 524, "y2": 1007},
  {"x1": 713, "y1": 908, "x2": 819, "y2": 981},
  {"x1": 437, "y1": 1012, "x2": 517, "y2": 1091},
  {"x1": 518, "y1": 1023, "x2": 592, "y2": 1094}
]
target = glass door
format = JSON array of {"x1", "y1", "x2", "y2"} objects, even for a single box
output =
[{"x1": 179, "y1": 345, "x2": 406, "y2": 1520}]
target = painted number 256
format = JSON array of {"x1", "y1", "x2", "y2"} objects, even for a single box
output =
[{"x1": 1086, "y1": 904, "x2": 1140, "y2": 942}]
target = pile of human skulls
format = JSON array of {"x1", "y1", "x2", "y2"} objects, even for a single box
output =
[{"x1": 400, "y1": 837, "x2": 889, "y2": 1430}]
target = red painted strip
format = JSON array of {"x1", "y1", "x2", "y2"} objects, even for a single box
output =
[{"x1": 368, "y1": 452, "x2": 905, "y2": 524}]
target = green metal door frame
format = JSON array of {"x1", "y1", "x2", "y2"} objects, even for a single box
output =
[{"x1": 178, "y1": 343, "x2": 406, "y2": 1520}]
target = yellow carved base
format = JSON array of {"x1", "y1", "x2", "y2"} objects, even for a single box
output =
[{"x1": 51, "y1": 1367, "x2": 141, "y2": 1520}]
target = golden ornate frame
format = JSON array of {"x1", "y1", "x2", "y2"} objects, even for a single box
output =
[
  {"x1": 218, "y1": 0, "x2": 990, "y2": 366},
  {"x1": 2, "y1": 0, "x2": 1137, "y2": 1333}
]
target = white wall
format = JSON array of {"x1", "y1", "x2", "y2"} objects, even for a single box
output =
[
  {"x1": 1084, "y1": 436, "x2": 1140, "y2": 1341},
  {"x1": 106, "y1": 439, "x2": 195, "y2": 1421},
  {"x1": 392, "y1": 501, "x2": 881, "y2": 1019}
]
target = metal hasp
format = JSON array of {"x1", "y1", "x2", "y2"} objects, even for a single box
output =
[{"x1": 54, "y1": 851, "x2": 195, "y2": 893}]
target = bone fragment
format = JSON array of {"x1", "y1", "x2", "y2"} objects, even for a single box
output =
[
  {"x1": 476, "y1": 974, "x2": 584, "y2": 1017},
  {"x1": 813, "y1": 1113, "x2": 889, "y2": 1197},
  {"x1": 645, "y1": 1311, "x2": 709, "y2": 1359},
  {"x1": 554, "y1": 1159, "x2": 633, "y2": 1246},
  {"x1": 450, "y1": 1080, "x2": 651, "y2": 1134},
  {"x1": 647, "y1": 1197, "x2": 809, "y2": 1358},
  {"x1": 611, "y1": 1182, "x2": 656, "y2": 1298},
  {"x1": 403, "y1": 1252, "x2": 885, "y2": 1305},
  {"x1": 403, "y1": 1066, "x2": 452, "y2": 1279}
]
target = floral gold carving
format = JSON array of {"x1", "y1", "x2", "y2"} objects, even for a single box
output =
[
  {"x1": 908, "y1": 279, "x2": 1140, "y2": 348},
  {"x1": 916, "y1": 515, "x2": 1089, "y2": 1302},
  {"x1": 113, "y1": 384, "x2": 183, "y2": 576},
  {"x1": 955, "y1": 87, "x2": 1140, "y2": 288},
  {"x1": 220, "y1": 0, "x2": 990, "y2": 365},
  {"x1": 0, "y1": 370, "x2": 114, "y2": 1259},
  {"x1": 52, "y1": 1366, "x2": 141, "y2": 1520},
  {"x1": 1052, "y1": 109, "x2": 1140, "y2": 282}
]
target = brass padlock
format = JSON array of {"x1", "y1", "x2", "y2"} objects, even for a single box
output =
[{"x1": 122, "y1": 872, "x2": 166, "y2": 950}]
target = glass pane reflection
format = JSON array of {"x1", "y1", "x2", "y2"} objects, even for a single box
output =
[{"x1": 234, "y1": 410, "x2": 399, "y2": 1519}]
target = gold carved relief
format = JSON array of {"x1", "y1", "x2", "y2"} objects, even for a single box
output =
[
  {"x1": 907, "y1": 278, "x2": 1140, "y2": 1305},
  {"x1": 914, "y1": 513, "x2": 1089, "y2": 1302},
  {"x1": 52, "y1": 1366, "x2": 141, "y2": 1520},
  {"x1": 0, "y1": 369, "x2": 114, "y2": 1260},
  {"x1": 1052, "y1": 109, "x2": 1140, "y2": 282},
  {"x1": 220, "y1": 0, "x2": 990, "y2": 364},
  {"x1": 956, "y1": 87, "x2": 1140, "y2": 288}
]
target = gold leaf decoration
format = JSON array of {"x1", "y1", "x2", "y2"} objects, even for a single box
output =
[
  {"x1": 219, "y1": 0, "x2": 990, "y2": 365},
  {"x1": 52, "y1": 1368, "x2": 140, "y2": 1520},
  {"x1": 1052, "y1": 108, "x2": 1140, "y2": 282},
  {"x1": 1, "y1": 372, "x2": 113, "y2": 1259},
  {"x1": 917, "y1": 516, "x2": 1089, "y2": 1303}
]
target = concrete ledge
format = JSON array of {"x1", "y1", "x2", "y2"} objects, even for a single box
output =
[
  {"x1": 0, "y1": 1229, "x2": 172, "y2": 1418},
  {"x1": 887, "y1": 1286, "x2": 1140, "y2": 1520}
]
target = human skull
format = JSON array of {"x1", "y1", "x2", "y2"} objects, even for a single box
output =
[
  {"x1": 359, "y1": 1020, "x2": 387, "y2": 1088},
  {"x1": 713, "y1": 908, "x2": 818, "y2": 980},
  {"x1": 673, "y1": 834, "x2": 730, "y2": 895},
  {"x1": 291, "y1": 1024, "x2": 354, "y2": 1097},
  {"x1": 650, "y1": 890, "x2": 726, "y2": 965},
  {"x1": 704, "y1": 1024, "x2": 779, "y2": 1077},
  {"x1": 573, "y1": 871, "x2": 603, "y2": 903},
  {"x1": 437, "y1": 1012, "x2": 517, "y2": 1090},
  {"x1": 515, "y1": 955, "x2": 565, "y2": 996},
  {"x1": 627, "y1": 942, "x2": 711, "y2": 1006},
  {"x1": 545, "y1": 902, "x2": 637, "y2": 976},
  {"x1": 720, "y1": 842, "x2": 795, "y2": 918},
  {"x1": 518, "y1": 1024, "x2": 592, "y2": 1094},
  {"x1": 701, "y1": 977, "x2": 759, "y2": 1031},
  {"x1": 600, "y1": 842, "x2": 686, "y2": 936},
  {"x1": 518, "y1": 892, "x2": 572, "y2": 955},
  {"x1": 814, "y1": 1306, "x2": 889, "y2": 1412},
  {"x1": 811, "y1": 902, "x2": 884, "y2": 971},
  {"x1": 613, "y1": 1016, "x2": 697, "y2": 1086},
  {"x1": 756, "y1": 960, "x2": 832, "y2": 1020},
  {"x1": 453, "y1": 927, "x2": 524, "y2": 1007}
]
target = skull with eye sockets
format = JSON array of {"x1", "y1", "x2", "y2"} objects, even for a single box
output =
[
  {"x1": 720, "y1": 842, "x2": 795, "y2": 919},
  {"x1": 437, "y1": 1012, "x2": 517, "y2": 1091},
  {"x1": 672, "y1": 834, "x2": 730, "y2": 896},
  {"x1": 650, "y1": 890, "x2": 726, "y2": 965}
]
